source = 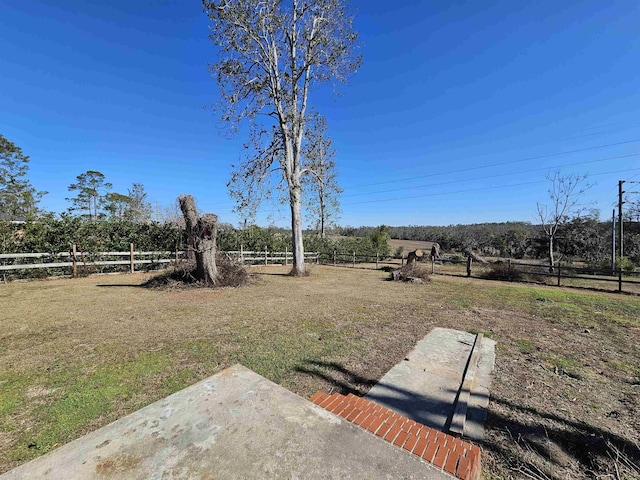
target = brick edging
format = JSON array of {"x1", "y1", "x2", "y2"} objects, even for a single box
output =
[{"x1": 310, "y1": 391, "x2": 481, "y2": 480}]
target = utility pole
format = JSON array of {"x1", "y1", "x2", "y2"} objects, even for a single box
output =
[
  {"x1": 611, "y1": 209, "x2": 616, "y2": 273},
  {"x1": 618, "y1": 180, "x2": 624, "y2": 262}
]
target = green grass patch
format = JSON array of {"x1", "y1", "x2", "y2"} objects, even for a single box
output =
[
  {"x1": 515, "y1": 338, "x2": 534, "y2": 353},
  {"x1": 607, "y1": 360, "x2": 640, "y2": 378},
  {"x1": 6, "y1": 352, "x2": 170, "y2": 464},
  {"x1": 547, "y1": 354, "x2": 582, "y2": 377}
]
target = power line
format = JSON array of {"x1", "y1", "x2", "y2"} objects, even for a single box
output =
[
  {"x1": 343, "y1": 138, "x2": 640, "y2": 190},
  {"x1": 341, "y1": 167, "x2": 640, "y2": 207},
  {"x1": 344, "y1": 123, "x2": 640, "y2": 178},
  {"x1": 340, "y1": 153, "x2": 640, "y2": 198}
]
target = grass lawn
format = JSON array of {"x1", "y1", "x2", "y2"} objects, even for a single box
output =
[{"x1": 1, "y1": 266, "x2": 639, "y2": 478}]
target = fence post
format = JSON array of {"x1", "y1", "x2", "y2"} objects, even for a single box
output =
[
  {"x1": 557, "y1": 264, "x2": 561, "y2": 287},
  {"x1": 72, "y1": 244, "x2": 77, "y2": 278},
  {"x1": 130, "y1": 243, "x2": 135, "y2": 273},
  {"x1": 285, "y1": 246, "x2": 288, "y2": 266},
  {"x1": 333, "y1": 250, "x2": 336, "y2": 267},
  {"x1": 175, "y1": 247, "x2": 179, "y2": 265},
  {"x1": 264, "y1": 247, "x2": 268, "y2": 266},
  {"x1": 402, "y1": 252, "x2": 405, "y2": 266},
  {"x1": 352, "y1": 251, "x2": 356, "y2": 268},
  {"x1": 316, "y1": 252, "x2": 319, "y2": 264},
  {"x1": 376, "y1": 253, "x2": 379, "y2": 269},
  {"x1": 466, "y1": 256, "x2": 472, "y2": 277},
  {"x1": 618, "y1": 269, "x2": 623, "y2": 293},
  {"x1": 508, "y1": 259, "x2": 512, "y2": 281},
  {"x1": 240, "y1": 244, "x2": 244, "y2": 263},
  {"x1": 431, "y1": 256, "x2": 435, "y2": 274}
]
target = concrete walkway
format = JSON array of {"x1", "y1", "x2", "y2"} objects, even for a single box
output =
[
  {"x1": 1, "y1": 365, "x2": 451, "y2": 480},
  {"x1": 365, "y1": 328, "x2": 495, "y2": 440}
]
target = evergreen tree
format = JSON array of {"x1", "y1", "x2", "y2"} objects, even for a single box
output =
[{"x1": 0, "y1": 134, "x2": 47, "y2": 220}]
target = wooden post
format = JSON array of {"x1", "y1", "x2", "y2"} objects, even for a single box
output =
[
  {"x1": 431, "y1": 256, "x2": 435, "y2": 274},
  {"x1": 508, "y1": 259, "x2": 512, "y2": 282},
  {"x1": 333, "y1": 250, "x2": 336, "y2": 267},
  {"x1": 376, "y1": 253, "x2": 379, "y2": 269},
  {"x1": 72, "y1": 244, "x2": 77, "y2": 278},
  {"x1": 401, "y1": 252, "x2": 405, "y2": 266},
  {"x1": 352, "y1": 251, "x2": 356, "y2": 268},
  {"x1": 240, "y1": 244, "x2": 244, "y2": 263},
  {"x1": 466, "y1": 256, "x2": 472, "y2": 277},
  {"x1": 130, "y1": 243, "x2": 135, "y2": 273},
  {"x1": 557, "y1": 264, "x2": 561, "y2": 287},
  {"x1": 618, "y1": 268, "x2": 623, "y2": 293},
  {"x1": 264, "y1": 247, "x2": 268, "y2": 266},
  {"x1": 285, "y1": 246, "x2": 288, "y2": 266},
  {"x1": 316, "y1": 252, "x2": 319, "y2": 264},
  {"x1": 175, "y1": 247, "x2": 179, "y2": 265}
]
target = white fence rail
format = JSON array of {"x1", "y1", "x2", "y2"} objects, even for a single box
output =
[{"x1": 0, "y1": 246, "x2": 320, "y2": 276}]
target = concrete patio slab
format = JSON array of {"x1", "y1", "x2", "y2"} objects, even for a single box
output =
[{"x1": 1, "y1": 365, "x2": 452, "y2": 480}]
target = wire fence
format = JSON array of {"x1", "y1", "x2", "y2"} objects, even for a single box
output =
[{"x1": 317, "y1": 251, "x2": 640, "y2": 295}]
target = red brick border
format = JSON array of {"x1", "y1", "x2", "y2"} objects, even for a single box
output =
[{"x1": 310, "y1": 391, "x2": 481, "y2": 480}]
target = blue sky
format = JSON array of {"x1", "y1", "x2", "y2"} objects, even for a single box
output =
[{"x1": 1, "y1": 0, "x2": 639, "y2": 227}]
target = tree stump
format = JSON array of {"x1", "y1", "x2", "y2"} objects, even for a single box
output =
[
  {"x1": 179, "y1": 195, "x2": 220, "y2": 285},
  {"x1": 179, "y1": 195, "x2": 198, "y2": 262},
  {"x1": 406, "y1": 249, "x2": 423, "y2": 265}
]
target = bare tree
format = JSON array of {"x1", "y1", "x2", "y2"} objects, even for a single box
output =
[
  {"x1": 536, "y1": 171, "x2": 591, "y2": 271},
  {"x1": 303, "y1": 112, "x2": 342, "y2": 238},
  {"x1": 203, "y1": 0, "x2": 360, "y2": 275},
  {"x1": 302, "y1": 112, "x2": 341, "y2": 238}
]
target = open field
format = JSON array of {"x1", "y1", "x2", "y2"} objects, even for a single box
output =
[
  {"x1": 1, "y1": 266, "x2": 639, "y2": 478},
  {"x1": 389, "y1": 239, "x2": 438, "y2": 254}
]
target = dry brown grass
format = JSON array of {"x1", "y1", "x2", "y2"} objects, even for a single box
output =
[
  {"x1": 1, "y1": 266, "x2": 639, "y2": 478},
  {"x1": 389, "y1": 239, "x2": 438, "y2": 254}
]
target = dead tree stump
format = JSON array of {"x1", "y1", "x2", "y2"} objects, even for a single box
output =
[
  {"x1": 406, "y1": 249, "x2": 424, "y2": 265},
  {"x1": 179, "y1": 195, "x2": 198, "y2": 262},
  {"x1": 179, "y1": 195, "x2": 219, "y2": 286}
]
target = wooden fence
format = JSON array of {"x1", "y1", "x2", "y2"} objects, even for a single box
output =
[{"x1": 0, "y1": 245, "x2": 320, "y2": 280}]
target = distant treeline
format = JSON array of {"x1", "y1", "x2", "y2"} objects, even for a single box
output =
[{"x1": 338, "y1": 219, "x2": 640, "y2": 266}]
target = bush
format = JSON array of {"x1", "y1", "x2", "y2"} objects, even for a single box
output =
[
  {"x1": 480, "y1": 261, "x2": 524, "y2": 281},
  {"x1": 617, "y1": 256, "x2": 636, "y2": 272}
]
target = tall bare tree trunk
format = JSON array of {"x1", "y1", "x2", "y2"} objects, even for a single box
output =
[
  {"x1": 179, "y1": 195, "x2": 219, "y2": 285},
  {"x1": 290, "y1": 186, "x2": 305, "y2": 276},
  {"x1": 319, "y1": 191, "x2": 326, "y2": 240},
  {"x1": 548, "y1": 235, "x2": 555, "y2": 272}
]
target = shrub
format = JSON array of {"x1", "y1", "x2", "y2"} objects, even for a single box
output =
[
  {"x1": 617, "y1": 256, "x2": 636, "y2": 272},
  {"x1": 480, "y1": 261, "x2": 524, "y2": 281}
]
